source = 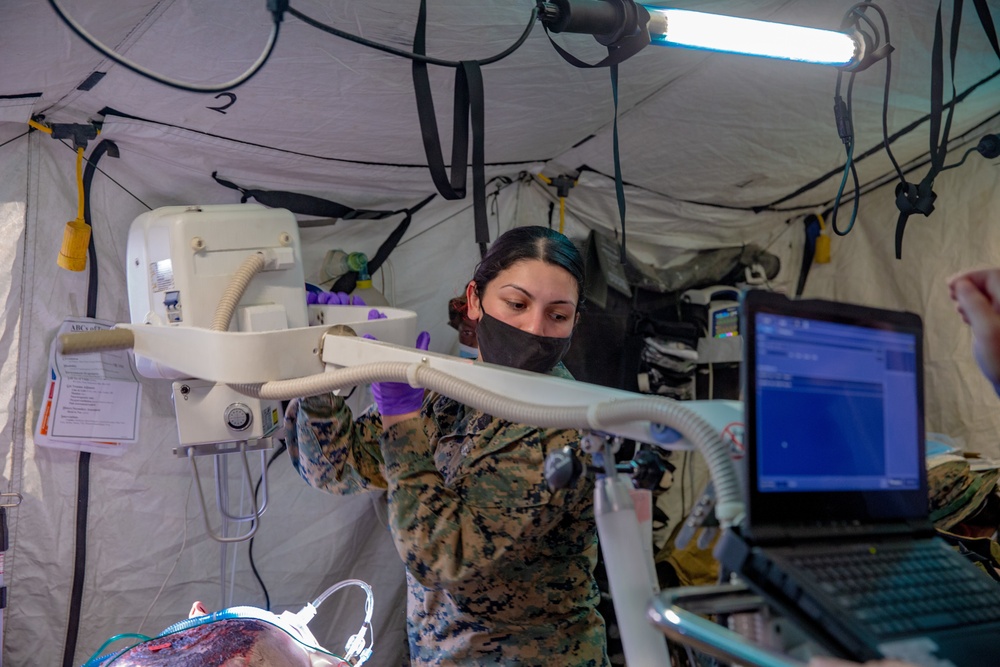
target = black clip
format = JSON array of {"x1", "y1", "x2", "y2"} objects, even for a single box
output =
[{"x1": 893, "y1": 180, "x2": 937, "y2": 259}]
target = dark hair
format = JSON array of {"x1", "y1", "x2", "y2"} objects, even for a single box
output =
[{"x1": 472, "y1": 226, "x2": 585, "y2": 308}]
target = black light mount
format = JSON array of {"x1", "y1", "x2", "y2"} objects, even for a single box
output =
[{"x1": 537, "y1": 0, "x2": 650, "y2": 50}]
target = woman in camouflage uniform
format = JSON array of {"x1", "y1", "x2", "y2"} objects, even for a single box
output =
[{"x1": 285, "y1": 226, "x2": 609, "y2": 666}]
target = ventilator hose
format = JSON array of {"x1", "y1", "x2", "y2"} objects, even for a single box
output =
[
  {"x1": 212, "y1": 253, "x2": 267, "y2": 332},
  {"x1": 231, "y1": 363, "x2": 742, "y2": 527}
]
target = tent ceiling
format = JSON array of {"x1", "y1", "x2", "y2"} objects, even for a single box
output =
[{"x1": 4, "y1": 0, "x2": 1000, "y2": 216}]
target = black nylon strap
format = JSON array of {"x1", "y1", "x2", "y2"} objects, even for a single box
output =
[
  {"x1": 212, "y1": 172, "x2": 394, "y2": 220},
  {"x1": 926, "y1": 2, "x2": 946, "y2": 175},
  {"x1": 463, "y1": 60, "x2": 488, "y2": 253},
  {"x1": 896, "y1": 0, "x2": 963, "y2": 259},
  {"x1": 212, "y1": 171, "x2": 436, "y2": 231},
  {"x1": 610, "y1": 64, "x2": 627, "y2": 264},
  {"x1": 541, "y1": 24, "x2": 649, "y2": 69},
  {"x1": 329, "y1": 194, "x2": 435, "y2": 294},
  {"x1": 212, "y1": 171, "x2": 435, "y2": 293},
  {"x1": 329, "y1": 212, "x2": 413, "y2": 294},
  {"x1": 542, "y1": 26, "x2": 641, "y2": 265},
  {"x1": 973, "y1": 0, "x2": 1000, "y2": 59},
  {"x1": 894, "y1": 208, "x2": 910, "y2": 261},
  {"x1": 893, "y1": 179, "x2": 936, "y2": 259},
  {"x1": 412, "y1": 0, "x2": 467, "y2": 200},
  {"x1": 926, "y1": 0, "x2": 963, "y2": 175},
  {"x1": 411, "y1": 0, "x2": 489, "y2": 255}
]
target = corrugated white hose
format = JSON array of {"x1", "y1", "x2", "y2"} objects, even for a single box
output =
[
  {"x1": 212, "y1": 253, "x2": 267, "y2": 332},
  {"x1": 56, "y1": 252, "x2": 266, "y2": 354},
  {"x1": 231, "y1": 363, "x2": 743, "y2": 528}
]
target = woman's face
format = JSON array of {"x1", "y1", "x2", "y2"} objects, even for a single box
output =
[{"x1": 466, "y1": 259, "x2": 578, "y2": 338}]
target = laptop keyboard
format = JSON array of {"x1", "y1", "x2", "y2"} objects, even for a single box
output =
[{"x1": 786, "y1": 541, "x2": 1000, "y2": 638}]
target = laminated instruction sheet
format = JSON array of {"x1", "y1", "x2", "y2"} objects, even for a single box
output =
[{"x1": 34, "y1": 317, "x2": 142, "y2": 456}]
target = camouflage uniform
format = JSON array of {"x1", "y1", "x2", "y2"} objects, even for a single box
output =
[{"x1": 285, "y1": 364, "x2": 609, "y2": 667}]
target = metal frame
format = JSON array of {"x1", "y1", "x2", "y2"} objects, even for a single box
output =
[{"x1": 648, "y1": 583, "x2": 809, "y2": 667}]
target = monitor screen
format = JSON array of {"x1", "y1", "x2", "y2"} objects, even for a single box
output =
[{"x1": 753, "y1": 313, "x2": 921, "y2": 493}]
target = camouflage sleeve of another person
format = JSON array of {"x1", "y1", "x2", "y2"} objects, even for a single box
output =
[
  {"x1": 284, "y1": 394, "x2": 388, "y2": 493},
  {"x1": 379, "y1": 418, "x2": 586, "y2": 588}
]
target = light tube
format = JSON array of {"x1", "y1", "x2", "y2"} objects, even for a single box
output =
[{"x1": 644, "y1": 7, "x2": 861, "y2": 67}]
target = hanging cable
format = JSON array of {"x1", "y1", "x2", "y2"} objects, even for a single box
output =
[
  {"x1": 852, "y1": 1, "x2": 907, "y2": 185},
  {"x1": 59, "y1": 136, "x2": 115, "y2": 667},
  {"x1": 940, "y1": 133, "x2": 1000, "y2": 171},
  {"x1": 827, "y1": 2, "x2": 894, "y2": 238},
  {"x1": 248, "y1": 440, "x2": 287, "y2": 611},
  {"x1": 286, "y1": 3, "x2": 538, "y2": 67},
  {"x1": 45, "y1": 0, "x2": 283, "y2": 93},
  {"x1": 887, "y1": 0, "x2": 1000, "y2": 259}
]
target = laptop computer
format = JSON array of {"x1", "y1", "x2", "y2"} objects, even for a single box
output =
[{"x1": 715, "y1": 289, "x2": 1000, "y2": 667}]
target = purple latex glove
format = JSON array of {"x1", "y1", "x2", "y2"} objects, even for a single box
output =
[
  {"x1": 364, "y1": 328, "x2": 431, "y2": 416},
  {"x1": 315, "y1": 291, "x2": 366, "y2": 305}
]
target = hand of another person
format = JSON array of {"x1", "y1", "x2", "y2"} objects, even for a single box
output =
[
  {"x1": 948, "y1": 268, "x2": 1000, "y2": 386},
  {"x1": 365, "y1": 309, "x2": 431, "y2": 418}
]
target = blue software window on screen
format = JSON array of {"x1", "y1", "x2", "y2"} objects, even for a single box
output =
[{"x1": 754, "y1": 314, "x2": 920, "y2": 492}]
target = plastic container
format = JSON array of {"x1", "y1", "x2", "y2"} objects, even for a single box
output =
[{"x1": 350, "y1": 278, "x2": 389, "y2": 307}]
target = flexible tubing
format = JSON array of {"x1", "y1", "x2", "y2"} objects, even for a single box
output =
[
  {"x1": 155, "y1": 606, "x2": 322, "y2": 650},
  {"x1": 59, "y1": 252, "x2": 265, "y2": 350},
  {"x1": 157, "y1": 606, "x2": 267, "y2": 637},
  {"x1": 312, "y1": 579, "x2": 373, "y2": 613},
  {"x1": 212, "y1": 253, "x2": 266, "y2": 332},
  {"x1": 232, "y1": 363, "x2": 743, "y2": 527}
]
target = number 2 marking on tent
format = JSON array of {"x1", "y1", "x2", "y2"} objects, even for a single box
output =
[{"x1": 208, "y1": 93, "x2": 237, "y2": 114}]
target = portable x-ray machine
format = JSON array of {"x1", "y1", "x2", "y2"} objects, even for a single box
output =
[{"x1": 60, "y1": 205, "x2": 806, "y2": 667}]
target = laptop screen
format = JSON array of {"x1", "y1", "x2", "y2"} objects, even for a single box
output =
[
  {"x1": 742, "y1": 291, "x2": 928, "y2": 531},
  {"x1": 755, "y1": 314, "x2": 921, "y2": 493}
]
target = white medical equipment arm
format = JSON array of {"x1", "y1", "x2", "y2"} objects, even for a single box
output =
[
  {"x1": 62, "y1": 323, "x2": 744, "y2": 522},
  {"x1": 60, "y1": 319, "x2": 748, "y2": 667},
  {"x1": 61, "y1": 322, "x2": 743, "y2": 482}
]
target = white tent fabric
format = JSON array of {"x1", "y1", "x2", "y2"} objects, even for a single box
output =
[{"x1": 3, "y1": 0, "x2": 1000, "y2": 665}]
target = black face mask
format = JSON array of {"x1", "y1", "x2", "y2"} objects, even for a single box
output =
[{"x1": 476, "y1": 310, "x2": 573, "y2": 373}]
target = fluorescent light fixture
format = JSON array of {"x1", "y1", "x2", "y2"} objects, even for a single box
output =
[
  {"x1": 538, "y1": 1, "x2": 864, "y2": 69},
  {"x1": 645, "y1": 7, "x2": 861, "y2": 67}
]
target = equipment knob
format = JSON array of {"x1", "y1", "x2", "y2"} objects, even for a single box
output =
[{"x1": 224, "y1": 403, "x2": 253, "y2": 431}]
